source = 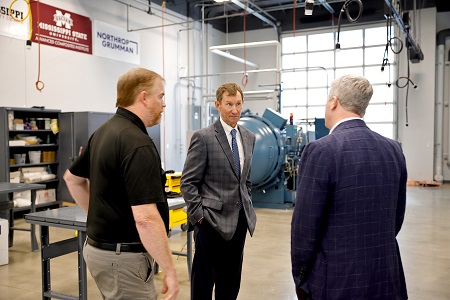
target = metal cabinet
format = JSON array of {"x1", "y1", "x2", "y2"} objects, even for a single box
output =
[{"x1": 58, "y1": 112, "x2": 114, "y2": 203}]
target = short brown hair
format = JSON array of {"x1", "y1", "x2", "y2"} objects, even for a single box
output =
[
  {"x1": 116, "y1": 68, "x2": 164, "y2": 107},
  {"x1": 216, "y1": 83, "x2": 244, "y2": 103}
]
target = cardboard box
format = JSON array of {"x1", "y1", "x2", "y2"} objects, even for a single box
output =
[
  {"x1": 0, "y1": 218, "x2": 8, "y2": 265},
  {"x1": 36, "y1": 189, "x2": 56, "y2": 204}
]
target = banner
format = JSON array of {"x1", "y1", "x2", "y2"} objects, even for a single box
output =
[
  {"x1": 0, "y1": 0, "x2": 31, "y2": 40},
  {"x1": 30, "y1": 2, "x2": 92, "y2": 54},
  {"x1": 93, "y1": 20, "x2": 140, "y2": 65}
]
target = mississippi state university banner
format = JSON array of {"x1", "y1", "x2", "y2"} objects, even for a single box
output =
[{"x1": 31, "y1": 2, "x2": 92, "y2": 54}]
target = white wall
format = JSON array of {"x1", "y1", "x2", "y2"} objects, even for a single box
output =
[
  {"x1": 212, "y1": 28, "x2": 280, "y2": 116},
  {"x1": 1, "y1": 2, "x2": 448, "y2": 180},
  {"x1": 0, "y1": 0, "x2": 226, "y2": 172}
]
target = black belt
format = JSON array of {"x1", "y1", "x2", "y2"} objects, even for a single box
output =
[{"x1": 86, "y1": 236, "x2": 146, "y2": 253}]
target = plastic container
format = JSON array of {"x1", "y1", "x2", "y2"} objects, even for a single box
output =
[
  {"x1": 42, "y1": 151, "x2": 56, "y2": 162},
  {"x1": 28, "y1": 151, "x2": 41, "y2": 164},
  {"x1": 36, "y1": 118, "x2": 44, "y2": 129},
  {"x1": 50, "y1": 119, "x2": 59, "y2": 134},
  {"x1": 13, "y1": 154, "x2": 26, "y2": 165}
]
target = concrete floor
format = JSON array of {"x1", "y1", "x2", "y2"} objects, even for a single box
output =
[{"x1": 0, "y1": 185, "x2": 449, "y2": 299}]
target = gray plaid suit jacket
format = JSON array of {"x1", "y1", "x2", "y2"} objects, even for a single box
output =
[
  {"x1": 181, "y1": 119, "x2": 256, "y2": 241},
  {"x1": 291, "y1": 119, "x2": 408, "y2": 300}
]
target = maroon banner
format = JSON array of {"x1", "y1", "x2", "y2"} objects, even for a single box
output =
[{"x1": 31, "y1": 2, "x2": 92, "y2": 54}]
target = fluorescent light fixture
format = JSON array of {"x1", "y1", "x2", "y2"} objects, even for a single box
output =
[
  {"x1": 210, "y1": 49, "x2": 259, "y2": 68},
  {"x1": 214, "y1": 0, "x2": 230, "y2": 2},
  {"x1": 305, "y1": 0, "x2": 314, "y2": 16},
  {"x1": 243, "y1": 90, "x2": 274, "y2": 95}
]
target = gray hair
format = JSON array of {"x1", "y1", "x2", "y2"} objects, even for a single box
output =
[{"x1": 328, "y1": 74, "x2": 373, "y2": 117}]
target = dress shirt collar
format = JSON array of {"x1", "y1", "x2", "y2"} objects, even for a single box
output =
[
  {"x1": 219, "y1": 117, "x2": 238, "y2": 136},
  {"x1": 329, "y1": 117, "x2": 363, "y2": 134}
]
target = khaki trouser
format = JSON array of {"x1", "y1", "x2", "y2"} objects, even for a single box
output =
[{"x1": 83, "y1": 241, "x2": 157, "y2": 300}]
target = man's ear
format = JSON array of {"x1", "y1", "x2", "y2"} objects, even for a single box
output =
[
  {"x1": 330, "y1": 96, "x2": 339, "y2": 110},
  {"x1": 138, "y1": 90, "x2": 147, "y2": 105}
]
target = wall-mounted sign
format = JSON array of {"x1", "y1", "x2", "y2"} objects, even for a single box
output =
[
  {"x1": 93, "y1": 20, "x2": 140, "y2": 65},
  {"x1": 30, "y1": 2, "x2": 92, "y2": 54},
  {"x1": 0, "y1": 0, "x2": 30, "y2": 39}
]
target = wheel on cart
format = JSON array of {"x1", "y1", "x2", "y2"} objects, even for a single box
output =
[{"x1": 181, "y1": 223, "x2": 188, "y2": 231}]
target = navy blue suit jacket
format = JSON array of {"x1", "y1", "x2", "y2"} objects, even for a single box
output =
[{"x1": 291, "y1": 119, "x2": 408, "y2": 300}]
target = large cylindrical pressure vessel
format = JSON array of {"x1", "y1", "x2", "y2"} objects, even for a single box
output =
[{"x1": 238, "y1": 113, "x2": 285, "y2": 189}]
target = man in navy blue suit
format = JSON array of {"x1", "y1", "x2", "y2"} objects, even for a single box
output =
[{"x1": 291, "y1": 74, "x2": 408, "y2": 300}]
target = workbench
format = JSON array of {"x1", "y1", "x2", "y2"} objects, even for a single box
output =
[
  {"x1": 0, "y1": 182, "x2": 46, "y2": 251},
  {"x1": 24, "y1": 198, "x2": 192, "y2": 300}
]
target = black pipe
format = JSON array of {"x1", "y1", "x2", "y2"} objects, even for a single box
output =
[{"x1": 437, "y1": 29, "x2": 450, "y2": 46}]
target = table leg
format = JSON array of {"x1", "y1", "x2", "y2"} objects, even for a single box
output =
[
  {"x1": 78, "y1": 231, "x2": 87, "y2": 299},
  {"x1": 41, "y1": 225, "x2": 51, "y2": 300},
  {"x1": 8, "y1": 207, "x2": 14, "y2": 248},
  {"x1": 30, "y1": 190, "x2": 38, "y2": 252}
]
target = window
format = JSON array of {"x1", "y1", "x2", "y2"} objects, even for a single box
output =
[{"x1": 281, "y1": 24, "x2": 395, "y2": 139}]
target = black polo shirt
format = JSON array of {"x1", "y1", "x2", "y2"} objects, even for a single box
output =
[{"x1": 69, "y1": 107, "x2": 169, "y2": 243}]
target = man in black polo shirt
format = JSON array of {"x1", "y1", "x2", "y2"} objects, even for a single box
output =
[{"x1": 64, "y1": 68, "x2": 179, "y2": 300}]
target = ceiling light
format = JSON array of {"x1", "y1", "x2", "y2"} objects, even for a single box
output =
[
  {"x1": 210, "y1": 49, "x2": 259, "y2": 68},
  {"x1": 305, "y1": 0, "x2": 314, "y2": 16},
  {"x1": 214, "y1": 0, "x2": 231, "y2": 2}
]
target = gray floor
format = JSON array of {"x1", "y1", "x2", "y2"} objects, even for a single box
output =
[{"x1": 0, "y1": 185, "x2": 449, "y2": 299}]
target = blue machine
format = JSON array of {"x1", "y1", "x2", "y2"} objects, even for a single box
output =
[{"x1": 238, "y1": 108, "x2": 302, "y2": 209}]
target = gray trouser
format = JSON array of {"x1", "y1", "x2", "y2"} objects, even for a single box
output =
[{"x1": 83, "y1": 242, "x2": 157, "y2": 300}]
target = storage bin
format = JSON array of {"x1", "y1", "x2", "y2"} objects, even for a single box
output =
[
  {"x1": 28, "y1": 151, "x2": 41, "y2": 164},
  {"x1": 165, "y1": 172, "x2": 181, "y2": 193},
  {"x1": 42, "y1": 151, "x2": 56, "y2": 162},
  {"x1": 13, "y1": 153, "x2": 26, "y2": 165},
  {"x1": 169, "y1": 207, "x2": 188, "y2": 229}
]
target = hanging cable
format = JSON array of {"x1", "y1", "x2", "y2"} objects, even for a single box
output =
[
  {"x1": 335, "y1": 0, "x2": 363, "y2": 50},
  {"x1": 382, "y1": 3, "x2": 403, "y2": 74},
  {"x1": 161, "y1": 1, "x2": 166, "y2": 77},
  {"x1": 34, "y1": 0, "x2": 44, "y2": 91},
  {"x1": 396, "y1": 48, "x2": 418, "y2": 127},
  {"x1": 161, "y1": 0, "x2": 166, "y2": 167},
  {"x1": 9, "y1": 0, "x2": 31, "y2": 22},
  {"x1": 241, "y1": 2, "x2": 248, "y2": 88},
  {"x1": 9, "y1": 0, "x2": 32, "y2": 46}
]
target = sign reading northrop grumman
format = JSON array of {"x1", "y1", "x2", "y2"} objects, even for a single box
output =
[
  {"x1": 0, "y1": 0, "x2": 30, "y2": 39},
  {"x1": 30, "y1": 2, "x2": 92, "y2": 54},
  {"x1": 93, "y1": 20, "x2": 140, "y2": 65}
]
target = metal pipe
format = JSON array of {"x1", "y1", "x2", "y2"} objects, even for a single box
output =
[
  {"x1": 436, "y1": 29, "x2": 450, "y2": 180},
  {"x1": 180, "y1": 68, "x2": 279, "y2": 79},
  {"x1": 230, "y1": 0, "x2": 278, "y2": 32},
  {"x1": 112, "y1": 0, "x2": 187, "y2": 29},
  {"x1": 121, "y1": 0, "x2": 348, "y2": 31}
]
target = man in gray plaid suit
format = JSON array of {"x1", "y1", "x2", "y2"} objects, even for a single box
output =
[{"x1": 181, "y1": 82, "x2": 256, "y2": 300}]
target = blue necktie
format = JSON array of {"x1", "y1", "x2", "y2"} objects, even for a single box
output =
[{"x1": 231, "y1": 129, "x2": 241, "y2": 180}]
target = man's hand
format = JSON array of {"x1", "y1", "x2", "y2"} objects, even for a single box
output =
[{"x1": 160, "y1": 272, "x2": 179, "y2": 300}]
